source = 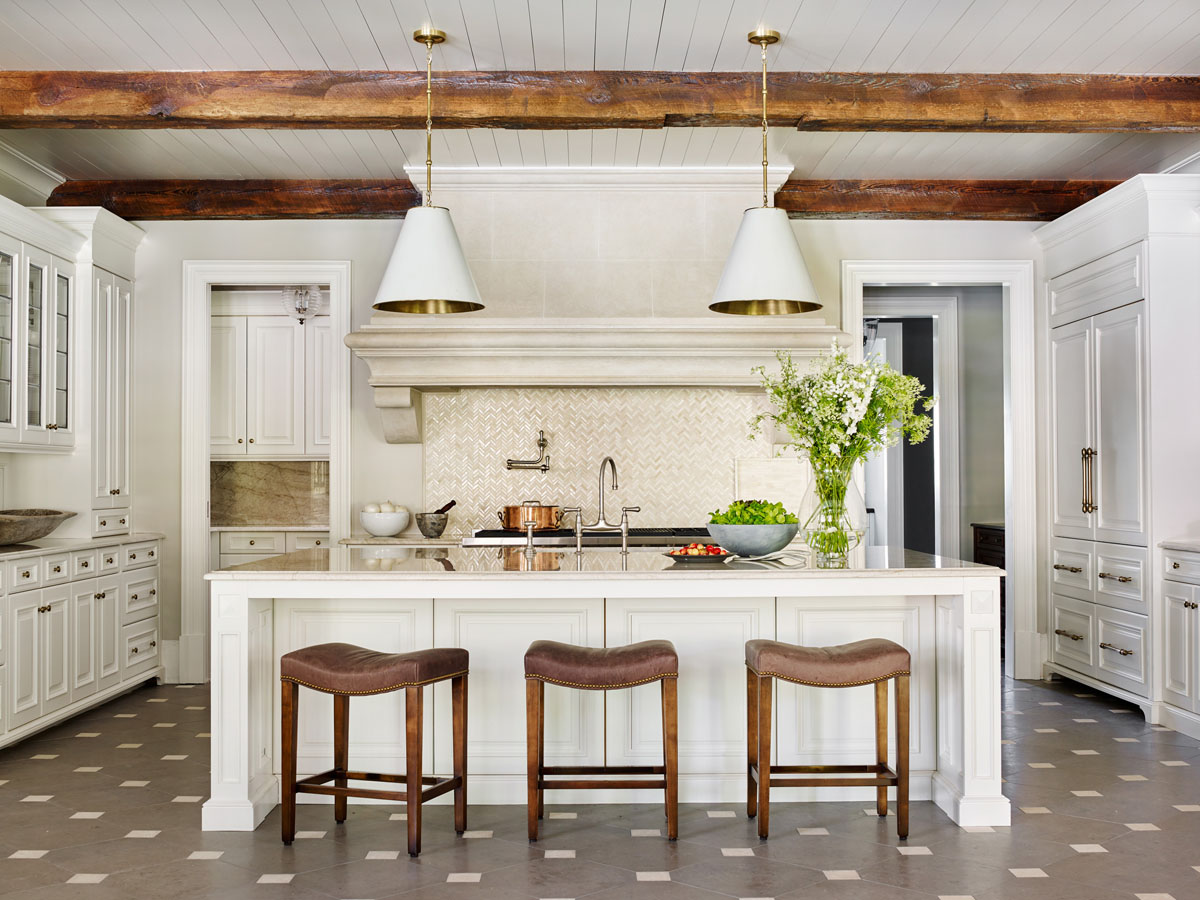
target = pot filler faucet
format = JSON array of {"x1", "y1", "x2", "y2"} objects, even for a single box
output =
[{"x1": 570, "y1": 456, "x2": 640, "y2": 553}]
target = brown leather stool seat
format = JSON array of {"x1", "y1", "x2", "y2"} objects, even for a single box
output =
[
  {"x1": 746, "y1": 637, "x2": 911, "y2": 840},
  {"x1": 745, "y1": 638, "x2": 910, "y2": 687},
  {"x1": 279, "y1": 642, "x2": 468, "y2": 857},
  {"x1": 282, "y1": 643, "x2": 469, "y2": 695},
  {"x1": 524, "y1": 639, "x2": 677, "y2": 689},
  {"x1": 524, "y1": 639, "x2": 679, "y2": 841}
]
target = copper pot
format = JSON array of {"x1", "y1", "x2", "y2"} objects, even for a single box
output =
[
  {"x1": 497, "y1": 501, "x2": 562, "y2": 531},
  {"x1": 501, "y1": 548, "x2": 562, "y2": 571}
]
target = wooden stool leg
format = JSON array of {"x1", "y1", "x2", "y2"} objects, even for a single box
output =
[
  {"x1": 537, "y1": 679, "x2": 545, "y2": 820},
  {"x1": 746, "y1": 666, "x2": 758, "y2": 819},
  {"x1": 526, "y1": 677, "x2": 541, "y2": 841},
  {"x1": 452, "y1": 674, "x2": 468, "y2": 835},
  {"x1": 756, "y1": 674, "x2": 772, "y2": 840},
  {"x1": 896, "y1": 674, "x2": 910, "y2": 840},
  {"x1": 874, "y1": 680, "x2": 889, "y2": 817},
  {"x1": 405, "y1": 685, "x2": 423, "y2": 857},
  {"x1": 333, "y1": 693, "x2": 349, "y2": 824},
  {"x1": 662, "y1": 677, "x2": 679, "y2": 841},
  {"x1": 281, "y1": 680, "x2": 299, "y2": 845}
]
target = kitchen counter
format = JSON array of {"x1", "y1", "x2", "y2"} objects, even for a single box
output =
[
  {"x1": 1161, "y1": 537, "x2": 1200, "y2": 553},
  {"x1": 0, "y1": 531, "x2": 164, "y2": 559},
  {"x1": 209, "y1": 525, "x2": 329, "y2": 532},
  {"x1": 205, "y1": 546, "x2": 1006, "y2": 834}
]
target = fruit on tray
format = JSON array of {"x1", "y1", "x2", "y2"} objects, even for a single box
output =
[
  {"x1": 709, "y1": 499, "x2": 798, "y2": 525},
  {"x1": 669, "y1": 543, "x2": 729, "y2": 557}
]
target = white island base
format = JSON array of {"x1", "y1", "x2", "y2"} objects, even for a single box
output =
[{"x1": 203, "y1": 548, "x2": 1009, "y2": 831}]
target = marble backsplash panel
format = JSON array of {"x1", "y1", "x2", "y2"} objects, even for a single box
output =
[
  {"x1": 423, "y1": 387, "x2": 775, "y2": 533},
  {"x1": 211, "y1": 460, "x2": 329, "y2": 527}
]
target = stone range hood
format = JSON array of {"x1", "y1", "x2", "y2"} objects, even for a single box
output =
[{"x1": 345, "y1": 318, "x2": 847, "y2": 442}]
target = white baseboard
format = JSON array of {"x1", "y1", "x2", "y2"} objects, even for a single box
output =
[
  {"x1": 1041, "y1": 663, "x2": 1152, "y2": 719},
  {"x1": 161, "y1": 639, "x2": 181, "y2": 683},
  {"x1": 932, "y1": 773, "x2": 1012, "y2": 826},
  {"x1": 1156, "y1": 703, "x2": 1200, "y2": 741}
]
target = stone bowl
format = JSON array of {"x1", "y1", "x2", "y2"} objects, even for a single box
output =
[
  {"x1": 415, "y1": 512, "x2": 448, "y2": 539},
  {"x1": 705, "y1": 522, "x2": 799, "y2": 558},
  {"x1": 0, "y1": 509, "x2": 77, "y2": 546}
]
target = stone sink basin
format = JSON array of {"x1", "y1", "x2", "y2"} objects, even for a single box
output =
[{"x1": 0, "y1": 509, "x2": 77, "y2": 546}]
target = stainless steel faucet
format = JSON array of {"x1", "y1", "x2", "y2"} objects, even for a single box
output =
[{"x1": 583, "y1": 456, "x2": 623, "y2": 530}]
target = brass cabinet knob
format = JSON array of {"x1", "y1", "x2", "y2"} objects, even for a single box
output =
[
  {"x1": 315, "y1": 540, "x2": 321, "y2": 546},
  {"x1": 53, "y1": 565, "x2": 61, "y2": 573},
  {"x1": 148, "y1": 550, "x2": 154, "y2": 557},
  {"x1": 115, "y1": 488, "x2": 120, "y2": 495},
  {"x1": 119, "y1": 518, "x2": 126, "y2": 525},
  {"x1": 150, "y1": 589, "x2": 156, "y2": 596},
  {"x1": 21, "y1": 570, "x2": 31, "y2": 578},
  {"x1": 237, "y1": 438, "x2": 243, "y2": 444},
  {"x1": 99, "y1": 520, "x2": 107, "y2": 527},
  {"x1": 1174, "y1": 561, "x2": 1182, "y2": 569},
  {"x1": 150, "y1": 640, "x2": 156, "y2": 648},
  {"x1": 81, "y1": 560, "x2": 89, "y2": 568},
  {"x1": 94, "y1": 593, "x2": 102, "y2": 599},
  {"x1": 131, "y1": 593, "x2": 138, "y2": 601},
  {"x1": 106, "y1": 557, "x2": 114, "y2": 564},
  {"x1": 248, "y1": 540, "x2": 255, "y2": 546},
  {"x1": 130, "y1": 553, "x2": 136, "y2": 560},
  {"x1": 248, "y1": 438, "x2": 255, "y2": 444},
  {"x1": 131, "y1": 646, "x2": 138, "y2": 654}
]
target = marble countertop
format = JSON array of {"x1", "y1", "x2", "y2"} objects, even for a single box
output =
[
  {"x1": 0, "y1": 532, "x2": 164, "y2": 560},
  {"x1": 1161, "y1": 538, "x2": 1200, "y2": 552},
  {"x1": 211, "y1": 525, "x2": 330, "y2": 532},
  {"x1": 208, "y1": 545, "x2": 1000, "y2": 581},
  {"x1": 339, "y1": 533, "x2": 461, "y2": 547}
]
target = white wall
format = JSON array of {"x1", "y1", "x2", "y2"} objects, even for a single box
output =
[{"x1": 129, "y1": 202, "x2": 1038, "y2": 643}]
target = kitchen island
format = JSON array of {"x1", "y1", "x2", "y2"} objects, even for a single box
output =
[{"x1": 203, "y1": 547, "x2": 1007, "y2": 831}]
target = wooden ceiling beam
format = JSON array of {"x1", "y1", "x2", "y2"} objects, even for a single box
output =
[
  {"x1": 45, "y1": 178, "x2": 422, "y2": 219},
  {"x1": 774, "y1": 179, "x2": 1122, "y2": 220},
  {"x1": 4, "y1": 71, "x2": 1200, "y2": 132}
]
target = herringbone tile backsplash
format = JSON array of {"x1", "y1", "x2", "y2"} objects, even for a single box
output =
[{"x1": 423, "y1": 388, "x2": 773, "y2": 533}]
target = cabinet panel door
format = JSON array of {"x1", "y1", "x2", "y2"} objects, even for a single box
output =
[
  {"x1": 1050, "y1": 318, "x2": 1094, "y2": 539},
  {"x1": 1092, "y1": 302, "x2": 1148, "y2": 545},
  {"x1": 91, "y1": 273, "x2": 113, "y2": 507},
  {"x1": 19, "y1": 244, "x2": 51, "y2": 445},
  {"x1": 246, "y1": 317, "x2": 304, "y2": 455},
  {"x1": 305, "y1": 317, "x2": 331, "y2": 456},
  {"x1": 41, "y1": 586, "x2": 71, "y2": 717},
  {"x1": 1162, "y1": 583, "x2": 1195, "y2": 711},
  {"x1": 605, "y1": 596, "x2": 772, "y2": 774},
  {"x1": 1094, "y1": 606, "x2": 1148, "y2": 698},
  {"x1": 71, "y1": 580, "x2": 97, "y2": 701},
  {"x1": 9, "y1": 593, "x2": 41, "y2": 729},
  {"x1": 0, "y1": 234, "x2": 18, "y2": 442},
  {"x1": 48, "y1": 258, "x2": 73, "y2": 445},
  {"x1": 96, "y1": 574, "x2": 122, "y2": 690},
  {"x1": 1050, "y1": 594, "x2": 1095, "y2": 675},
  {"x1": 433, "y1": 598, "x2": 604, "y2": 777},
  {"x1": 209, "y1": 316, "x2": 246, "y2": 454},
  {"x1": 110, "y1": 276, "x2": 132, "y2": 502}
]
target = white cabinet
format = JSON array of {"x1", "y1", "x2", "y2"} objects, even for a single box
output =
[
  {"x1": 1051, "y1": 301, "x2": 1147, "y2": 546},
  {"x1": 96, "y1": 573, "x2": 122, "y2": 691},
  {"x1": 9, "y1": 586, "x2": 70, "y2": 730},
  {"x1": 0, "y1": 234, "x2": 17, "y2": 442},
  {"x1": 92, "y1": 270, "x2": 132, "y2": 514},
  {"x1": 70, "y1": 580, "x2": 97, "y2": 701},
  {"x1": 1163, "y1": 549, "x2": 1200, "y2": 714},
  {"x1": 211, "y1": 315, "x2": 327, "y2": 458}
]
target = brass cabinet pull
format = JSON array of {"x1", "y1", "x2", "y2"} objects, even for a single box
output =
[
  {"x1": 131, "y1": 593, "x2": 138, "y2": 601},
  {"x1": 1055, "y1": 628, "x2": 1084, "y2": 641},
  {"x1": 1053, "y1": 564, "x2": 1083, "y2": 574},
  {"x1": 52, "y1": 565, "x2": 61, "y2": 573},
  {"x1": 105, "y1": 557, "x2": 114, "y2": 564},
  {"x1": 1099, "y1": 641, "x2": 1134, "y2": 656},
  {"x1": 1174, "y1": 561, "x2": 1182, "y2": 569},
  {"x1": 99, "y1": 592, "x2": 106, "y2": 599},
  {"x1": 1187, "y1": 601, "x2": 1198, "y2": 610},
  {"x1": 1099, "y1": 572, "x2": 1134, "y2": 583},
  {"x1": 1081, "y1": 448, "x2": 1089, "y2": 513},
  {"x1": 119, "y1": 518, "x2": 126, "y2": 525},
  {"x1": 150, "y1": 640, "x2": 156, "y2": 648},
  {"x1": 129, "y1": 553, "x2": 136, "y2": 560},
  {"x1": 21, "y1": 570, "x2": 31, "y2": 578},
  {"x1": 1080, "y1": 447, "x2": 1098, "y2": 513},
  {"x1": 150, "y1": 589, "x2": 156, "y2": 596},
  {"x1": 131, "y1": 646, "x2": 138, "y2": 654},
  {"x1": 114, "y1": 488, "x2": 120, "y2": 495}
]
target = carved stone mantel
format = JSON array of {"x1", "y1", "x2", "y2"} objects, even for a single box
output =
[{"x1": 345, "y1": 317, "x2": 846, "y2": 443}]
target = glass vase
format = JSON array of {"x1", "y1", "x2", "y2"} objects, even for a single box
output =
[{"x1": 802, "y1": 458, "x2": 864, "y2": 568}]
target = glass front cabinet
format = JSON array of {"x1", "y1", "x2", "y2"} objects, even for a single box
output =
[{"x1": 0, "y1": 233, "x2": 74, "y2": 449}]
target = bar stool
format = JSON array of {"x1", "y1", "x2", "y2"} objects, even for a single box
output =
[
  {"x1": 745, "y1": 638, "x2": 910, "y2": 839},
  {"x1": 280, "y1": 642, "x2": 468, "y2": 857},
  {"x1": 525, "y1": 639, "x2": 679, "y2": 841}
]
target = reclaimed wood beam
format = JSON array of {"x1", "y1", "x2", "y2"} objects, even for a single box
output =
[
  {"x1": 773, "y1": 179, "x2": 1122, "y2": 220},
  {"x1": 45, "y1": 178, "x2": 422, "y2": 219},
  {"x1": 3, "y1": 71, "x2": 1200, "y2": 132}
]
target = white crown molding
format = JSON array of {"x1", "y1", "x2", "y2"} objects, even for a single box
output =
[
  {"x1": 0, "y1": 192, "x2": 85, "y2": 260},
  {"x1": 0, "y1": 138, "x2": 64, "y2": 207},
  {"x1": 404, "y1": 165, "x2": 795, "y2": 193},
  {"x1": 33, "y1": 206, "x2": 145, "y2": 253},
  {"x1": 1034, "y1": 174, "x2": 1200, "y2": 250}
]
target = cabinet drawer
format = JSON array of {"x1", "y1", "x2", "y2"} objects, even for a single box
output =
[
  {"x1": 8, "y1": 559, "x2": 41, "y2": 592},
  {"x1": 41, "y1": 553, "x2": 71, "y2": 586},
  {"x1": 123, "y1": 542, "x2": 158, "y2": 569},
  {"x1": 97, "y1": 547, "x2": 121, "y2": 572},
  {"x1": 218, "y1": 553, "x2": 278, "y2": 569},
  {"x1": 71, "y1": 550, "x2": 99, "y2": 578},
  {"x1": 94, "y1": 509, "x2": 130, "y2": 536},
  {"x1": 219, "y1": 531, "x2": 284, "y2": 554},
  {"x1": 122, "y1": 620, "x2": 159, "y2": 676},
  {"x1": 1051, "y1": 594, "x2": 1094, "y2": 675},
  {"x1": 1095, "y1": 543, "x2": 1148, "y2": 613},
  {"x1": 1049, "y1": 242, "x2": 1144, "y2": 327},
  {"x1": 1165, "y1": 548, "x2": 1200, "y2": 586},
  {"x1": 123, "y1": 572, "x2": 158, "y2": 625},
  {"x1": 1095, "y1": 606, "x2": 1149, "y2": 698},
  {"x1": 286, "y1": 532, "x2": 329, "y2": 552},
  {"x1": 1050, "y1": 538, "x2": 1093, "y2": 601}
]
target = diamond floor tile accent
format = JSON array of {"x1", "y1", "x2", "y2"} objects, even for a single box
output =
[
  {"x1": 547, "y1": 811, "x2": 577, "y2": 819},
  {"x1": 257, "y1": 874, "x2": 294, "y2": 884},
  {"x1": 366, "y1": 850, "x2": 400, "y2": 860},
  {"x1": 462, "y1": 830, "x2": 493, "y2": 838},
  {"x1": 898, "y1": 846, "x2": 933, "y2": 854},
  {"x1": 188, "y1": 851, "x2": 223, "y2": 860},
  {"x1": 707, "y1": 810, "x2": 736, "y2": 818},
  {"x1": 67, "y1": 874, "x2": 108, "y2": 883},
  {"x1": 9, "y1": 850, "x2": 49, "y2": 859},
  {"x1": 824, "y1": 870, "x2": 860, "y2": 880},
  {"x1": 636, "y1": 871, "x2": 671, "y2": 881},
  {"x1": 125, "y1": 830, "x2": 160, "y2": 838},
  {"x1": 544, "y1": 849, "x2": 575, "y2": 858},
  {"x1": 631, "y1": 828, "x2": 661, "y2": 837},
  {"x1": 721, "y1": 848, "x2": 755, "y2": 857},
  {"x1": 70, "y1": 812, "x2": 104, "y2": 819},
  {"x1": 1069, "y1": 843, "x2": 1106, "y2": 853},
  {"x1": 1010, "y1": 868, "x2": 1049, "y2": 877},
  {"x1": 1072, "y1": 790, "x2": 1102, "y2": 797},
  {"x1": 1126, "y1": 823, "x2": 1161, "y2": 831},
  {"x1": 1020, "y1": 807, "x2": 1051, "y2": 814},
  {"x1": 294, "y1": 831, "x2": 325, "y2": 839},
  {"x1": 447, "y1": 873, "x2": 482, "y2": 883},
  {"x1": 797, "y1": 827, "x2": 830, "y2": 834}
]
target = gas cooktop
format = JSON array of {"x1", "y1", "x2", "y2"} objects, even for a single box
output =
[{"x1": 461, "y1": 526, "x2": 713, "y2": 547}]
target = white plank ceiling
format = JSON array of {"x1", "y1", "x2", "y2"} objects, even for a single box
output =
[{"x1": 2, "y1": 0, "x2": 1200, "y2": 182}]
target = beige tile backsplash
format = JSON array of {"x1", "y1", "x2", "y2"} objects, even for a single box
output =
[
  {"x1": 423, "y1": 387, "x2": 780, "y2": 534},
  {"x1": 210, "y1": 460, "x2": 330, "y2": 527}
]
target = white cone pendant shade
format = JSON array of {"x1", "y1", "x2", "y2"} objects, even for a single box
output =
[
  {"x1": 709, "y1": 206, "x2": 821, "y2": 316},
  {"x1": 371, "y1": 206, "x2": 484, "y2": 315}
]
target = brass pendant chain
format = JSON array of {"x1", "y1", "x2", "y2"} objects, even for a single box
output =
[
  {"x1": 424, "y1": 37, "x2": 434, "y2": 207},
  {"x1": 760, "y1": 39, "x2": 769, "y2": 208}
]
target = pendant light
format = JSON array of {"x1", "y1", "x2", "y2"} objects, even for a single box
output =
[
  {"x1": 372, "y1": 27, "x2": 484, "y2": 315},
  {"x1": 709, "y1": 28, "x2": 821, "y2": 316}
]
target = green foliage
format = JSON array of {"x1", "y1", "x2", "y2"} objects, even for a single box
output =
[
  {"x1": 709, "y1": 499, "x2": 798, "y2": 525},
  {"x1": 751, "y1": 341, "x2": 934, "y2": 470}
]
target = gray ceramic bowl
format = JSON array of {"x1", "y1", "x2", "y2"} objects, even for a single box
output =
[
  {"x1": 415, "y1": 512, "x2": 448, "y2": 539},
  {"x1": 0, "y1": 509, "x2": 77, "y2": 546},
  {"x1": 706, "y1": 522, "x2": 799, "y2": 558}
]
